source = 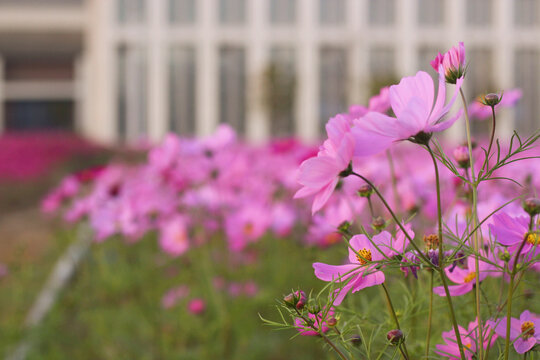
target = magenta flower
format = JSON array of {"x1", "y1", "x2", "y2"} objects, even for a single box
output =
[
  {"x1": 431, "y1": 42, "x2": 466, "y2": 84},
  {"x1": 294, "y1": 307, "x2": 335, "y2": 336},
  {"x1": 295, "y1": 115, "x2": 355, "y2": 214},
  {"x1": 489, "y1": 310, "x2": 540, "y2": 354},
  {"x1": 187, "y1": 298, "x2": 206, "y2": 315},
  {"x1": 352, "y1": 70, "x2": 464, "y2": 155},
  {"x1": 489, "y1": 212, "x2": 539, "y2": 258},
  {"x1": 433, "y1": 256, "x2": 494, "y2": 297},
  {"x1": 313, "y1": 226, "x2": 412, "y2": 305},
  {"x1": 159, "y1": 216, "x2": 190, "y2": 256},
  {"x1": 435, "y1": 318, "x2": 497, "y2": 359}
]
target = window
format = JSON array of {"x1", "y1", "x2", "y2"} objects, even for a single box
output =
[
  {"x1": 319, "y1": 47, "x2": 348, "y2": 131},
  {"x1": 319, "y1": 0, "x2": 346, "y2": 25},
  {"x1": 368, "y1": 0, "x2": 395, "y2": 26},
  {"x1": 117, "y1": 0, "x2": 146, "y2": 25},
  {"x1": 5, "y1": 101, "x2": 73, "y2": 131},
  {"x1": 418, "y1": 0, "x2": 445, "y2": 26},
  {"x1": 270, "y1": 0, "x2": 296, "y2": 25},
  {"x1": 514, "y1": 50, "x2": 540, "y2": 134},
  {"x1": 369, "y1": 47, "x2": 396, "y2": 94},
  {"x1": 267, "y1": 47, "x2": 296, "y2": 136},
  {"x1": 219, "y1": 0, "x2": 246, "y2": 25},
  {"x1": 515, "y1": 0, "x2": 540, "y2": 27},
  {"x1": 169, "y1": 0, "x2": 196, "y2": 25},
  {"x1": 219, "y1": 47, "x2": 246, "y2": 134},
  {"x1": 466, "y1": 0, "x2": 492, "y2": 27},
  {"x1": 117, "y1": 46, "x2": 147, "y2": 141},
  {"x1": 170, "y1": 46, "x2": 196, "y2": 135}
]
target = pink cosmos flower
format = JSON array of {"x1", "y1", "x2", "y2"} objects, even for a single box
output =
[
  {"x1": 433, "y1": 255, "x2": 494, "y2": 297},
  {"x1": 187, "y1": 298, "x2": 206, "y2": 315},
  {"x1": 159, "y1": 216, "x2": 190, "y2": 256},
  {"x1": 469, "y1": 89, "x2": 522, "y2": 120},
  {"x1": 313, "y1": 226, "x2": 412, "y2": 305},
  {"x1": 161, "y1": 285, "x2": 190, "y2": 309},
  {"x1": 435, "y1": 318, "x2": 497, "y2": 359},
  {"x1": 489, "y1": 212, "x2": 539, "y2": 259},
  {"x1": 295, "y1": 115, "x2": 355, "y2": 214},
  {"x1": 352, "y1": 70, "x2": 464, "y2": 155},
  {"x1": 431, "y1": 42, "x2": 466, "y2": 83},
  {"x1": 489, "y1": 310, "x2": 540, "y2": 354},
  {"x1": 294, "y1": 307, "x2": 335, "y2": 336}
]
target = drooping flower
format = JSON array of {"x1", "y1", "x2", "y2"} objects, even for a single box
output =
[
  {"x1": 313, "y1": 226, "x2": 412, "y2": 305},
  {"x1": 431, "y1": 42, "x2": 466, "y2": 84},
  {"x1": 351, "y1": 70, "x2": 464, "y2": 155},
  {"x1": 489, "y1": 310, "x2": 540, "y2": 354},
  {"x1": 294, "y1": 115, "x2": 355, "y2": 214},
  {"x1": 435, "y1": 318, "x2": 497, "y2": 359},
  {"x1": 433, "y1": 255, "x2": 495, "y2": 297}
]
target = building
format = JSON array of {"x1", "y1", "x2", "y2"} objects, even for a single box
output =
[{"x1": 0, "y1": 0, "x2": 539, "y2": 144}]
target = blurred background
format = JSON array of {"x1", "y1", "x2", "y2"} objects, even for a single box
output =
[{"x1": 1, "y1": 0, "x2": 540, "y2": 359}]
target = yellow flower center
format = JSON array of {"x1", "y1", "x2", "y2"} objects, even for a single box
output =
[
  {"x1": 526, "y1": 232, "x2": 539, "y2": 245},
  {"x1": 356, "y1": 248, "x2": 372, "y2": 265},
  {"x1": 464, "y1": 272, "x2": 477, "y2": 283},
  {"x1": 521, "y1": 321, "x2": 535, "y2": 339}
]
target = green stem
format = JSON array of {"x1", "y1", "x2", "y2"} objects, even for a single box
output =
[
  {"x1": 367, "y1": 195, "x2": 376, "y2": 219},
  {"x1": 425, "y1": 144, "x2": 467, "y2": 360},
  {"x1": 381, "y1": 283, "x2": 410, "y2": 360},
  {"x1": 459, "y1": 88, "x2": 485, "y2": 359},
  {"x1": 350, "y1": 172, "x2": 432, "y2": 266},
  {"x1": 484, "y1": 105, "x2": 497, "y2": 172},
  {"x1": 425, "y1": 270, "x2": 434, "y2": 358}
]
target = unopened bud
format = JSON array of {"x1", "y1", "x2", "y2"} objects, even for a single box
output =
[
  {"x1": 387, "y1": 329, "x2": 404, "y2": 345},
  {"x1": 371, "y1": 217, "x2": 386, "y2": 231},
  {"x1": 295, "y1": 291, "x2": 307, "y2": 310},
  {"x1": 283, "y1": 290, "x2": 307, "y2": 310},
  {"x1": 523, "y1": 198, "x2": 540, "y2": 216},
  {"x1": 357, "y1": 184, "x2": 374, "y2": 197},
  {"x1": 482, "y1": 93, "x2": 501, "y2": 107},
  {"x1": 327, "y1": 317, "x2": 338, "y2": 327},
  {"x1": 349, "y1": 334, "x2": 362, "y2": 347},
  {"x1": 338, "y1": 221, "x2": 351, "y2": 233},
  {"x1": 498, "y1": 250, "x2": 511, "y2": 262},
  {"x1": 453, "y1": 146, "x2": 470, "y2": 169}
]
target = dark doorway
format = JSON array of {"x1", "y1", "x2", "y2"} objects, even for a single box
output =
[{"x1": 5, "y1": 100, "x2": 74, "y2": 131}]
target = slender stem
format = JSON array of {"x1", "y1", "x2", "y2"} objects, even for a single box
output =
[
  {"x1": 504, "y1": 226, "x2": 531, "y2": 360},
  {"x1": 459, "y1": 88, "x2": 485, "y2": 359},
  {"x1": 438, "y1": 268, "x2": 467, "y2": 360},
  {"x1": 484, "y1": 105, "x2": 497, "y2": 172},
  {"x1": 367, "y1": 195, "x2": 375, "y2": 219},
  {"x1": 425, "y1": 144, "x2": 466, "y2": 360},
  {"x1": 386, "y1": 149, "x2": 401, "y2": 214},
  {"x1": 381, "y1": 283, "x2": 410, "y2": 360},
  {"x1": 425, "y1": 270, "x2": 434, "y2": 358},
  {"x1": 350, "y1": 172, "x2": 432, "y2": 266}
]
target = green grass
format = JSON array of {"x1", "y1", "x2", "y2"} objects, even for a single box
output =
[{"x1": 19, "y1": 230, "x2": 343, "y2": 360}]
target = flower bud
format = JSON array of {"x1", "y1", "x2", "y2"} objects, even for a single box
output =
[
  {"x1": 338, "y1": 221, "x2": 351, "y2": 233},
  {"x1": 296, "y1": 291, "x2": 307, "y2": 310},
  {"x1": 498, "y1": 250, "x2": 511, "y2": 262},
  {"x1": 349, "y1": 334, "x2": 362, "y2": 347},
  {"x1": 357, "y1": 184, "x2": 374, "y2": 198},
  {"x1": 283, "y1": 290, "x2": 307, "y2": 310},
  {"x1": 327, "y1": 317, "x2": 338, "y2": 327},
  {"x1": 371, "y1": 217, "x2": 386, "y2": 231},
  {"x1": 453, "y1": 146, "x2": 470, "y2": 169},
  {"x1": 387, "y1": 329, "x2": 404, "y2": 345},
  {"x1": 482, "y1": 93, "x2": 502, "y2": 107},
  {"x1": 523, "y1": 198, "x2": 540, "y2": 216}
]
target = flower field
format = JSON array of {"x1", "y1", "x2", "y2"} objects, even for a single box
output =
[{"x1": 2, "y1": 42, "x2": 540, "y2": 359}]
